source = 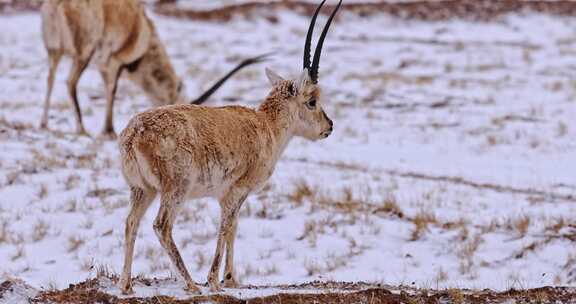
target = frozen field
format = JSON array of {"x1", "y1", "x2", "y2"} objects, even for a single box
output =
[{"x1": 1, "y1": 1, "x2": 576, "y2": 300}]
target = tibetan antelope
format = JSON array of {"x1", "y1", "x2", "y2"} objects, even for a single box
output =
[
  {"x1": 40, "y1": 0, "x2": 263, "y2": 138},
  {"x1": 118, "y1": 0, "x2": 341, "y2": 294}
]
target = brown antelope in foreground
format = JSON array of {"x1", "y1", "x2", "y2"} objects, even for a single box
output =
[
  {"x1": 118, "y1": 0, "x2": 342, "y2": 294},
  {"x1": 40, "y1": 0, "x2": 264, "y2": 138}
]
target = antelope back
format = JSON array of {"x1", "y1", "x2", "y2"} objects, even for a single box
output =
[
  {"x1": 41, "y1": 0, "x2": 152, "y2": 63},
  {"x1": 41, "y1": 0, "x2": 105, "y2": 57}
]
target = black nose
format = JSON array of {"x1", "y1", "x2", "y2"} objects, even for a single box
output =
[{"x1": 322, "y1": 110, "x2": 333, "y2": 127}]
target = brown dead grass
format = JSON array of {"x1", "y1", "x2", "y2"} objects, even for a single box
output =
[
  {"x1": 410, "y1": 209, "x2": 437, "y2": 241},
  {"x1": 286, "y1": 179, "x2": 315, "y2": 206},
  {"x1": 153, "y1": 0, "x2": 576, "y2": 23},
  {"x1": 8, "y1": 0, "x2": 576, "y2": 23},
  {"x1": 373, "y1": 194, "x2": 404, "y2": 218},
  {"x1": 9, "y1": 278, "x2": 573, "y2": 304},
  {"x1": 513, "y1": 215, "x2": 531, "y2": 237}
]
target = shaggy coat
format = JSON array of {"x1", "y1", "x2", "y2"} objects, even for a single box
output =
[
  {"x1": 117, "y1": 0, "x2": 341, "y2": 294},
  {"x1": 118, "y1": 72, "x2": 333, "y2": 294}
]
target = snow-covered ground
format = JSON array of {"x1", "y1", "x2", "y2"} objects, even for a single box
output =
[
  {"x1": 1, "y1": 4, "x2": 576, "y2": 297},
  {"x1": 173, "y1": 0, "x2": 420, "y2": 10}
]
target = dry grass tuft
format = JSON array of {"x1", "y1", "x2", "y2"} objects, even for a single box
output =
[
  {"x1": 297, "y1": 220, "x2": 319, "y2": 248},
  {"x1": 545, "y1": 217, "x2": 567, "y2": 234},
  {"x1": 5, "y1": 171, "x2": 21, "y2": 186},
  {"x1": 287, "y1": 179, "x2": 316, "y2": 206},
  {"x1": 373, "y1": 193, "x2": 403, "y2": 218},
  {"x1": 67, "y1": 235, "x2": 85, "y2": 253},
  {"x1": 95, "y1": 264, "x2": 116, "y2": 279},
  {"x1": 32, "y1": 219, "x2": 50, "y2": 242},
  {"x1": 534, "y1": 290, "x2": 550, "y2": 303},
  {"x1": 0, "y1": 220, "x2": 9, "y2": 244},
  {"x1": 458, "y1": 233, "x2": 483, "y2": 275},
  {"x1": 556, "y1": 121, "x2": 568, "y2": 137},
  {"x1": 239, "y1": 262, "x2": 278, "y2": 281},
  {"x1": 410, "y1": 209, "x2": 437, "y2": 241},
  {"x1": 64, "y1": 174, "x2": 82, "y2": 191},
  {"x1": 37, "y1": 183, "x2": 48, "y2": 200},
  {"x1": 304, "y1": 259, "x2": 322, "y2": 276},
  {"x1": 447, "y1": 288, "x2": 465, "y2": 304},
  {"x1": 11, "y1": 245, "x2": 25, "y2": 261},
  {"x1": 256, "y1": 264, "x2": 279, "y2": 277},
  {"x1": 30, "y1": 148, "x2": 67, "y2": 170},
  {"x1": 562, "y1": 254, "x2": 576, "y2": 272},
  {"x1": 510, "y1": 214, "x2": 531, "y2": 237},
  {"x1": 325, "y1": 252, "x2": 349, "y2": 272},
  {"x1": 435, "y1": 268, "x2": 449, "y2": 283},
  {"x1": 64, "y1": 199, "x2": 77, "y2": 213},
  {"x1": 80, "y1": 257, "x2": 95, "y2": 272}
]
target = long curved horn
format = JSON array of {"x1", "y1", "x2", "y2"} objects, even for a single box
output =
[
  {"x1": 304, "y1": 0, "x2": 326, "y2": 71},
  {"x1": 310, "y1": 0, "x2": 342, "y2": 84}
]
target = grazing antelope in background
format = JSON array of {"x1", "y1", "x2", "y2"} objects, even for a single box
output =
[
  {"x1": 40, "y1": 0, "x2": 264, "y2": 138},
  {"x1": 118, "y1": 0, "x2": 342, "y2": 294}
]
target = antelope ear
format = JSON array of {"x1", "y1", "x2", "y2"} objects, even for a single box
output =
[
  {"x1": 265, "y1": 68, "x2": 285, "y2": 86},
  {"x1": 296, "y1": 69, "x2": 311, "y2": 92}
]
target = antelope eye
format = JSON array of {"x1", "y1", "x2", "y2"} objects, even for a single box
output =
[{"x1": 306, "y1": 99, "x2": 317, "y2": 110}]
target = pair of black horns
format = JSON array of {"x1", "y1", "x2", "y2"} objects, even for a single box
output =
[{"x1": 303, "y1": 0, "x2": 342, "y2": 84}]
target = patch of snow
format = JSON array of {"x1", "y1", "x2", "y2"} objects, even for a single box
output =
[{"x1": 0, "y1": 279, "x2": 38, "y2": 304}]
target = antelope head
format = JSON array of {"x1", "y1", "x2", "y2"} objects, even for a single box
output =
[
  {"x1": 264, "y1": 0, "x2": 341, "y2": 141},
  {"x1": 125, "y1": 35, "x2": 187, "y2": 106}
]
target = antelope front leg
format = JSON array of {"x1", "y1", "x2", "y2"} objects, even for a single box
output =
[{"x1": 208, "y1": 191, "x2": 247, "y2": 292}]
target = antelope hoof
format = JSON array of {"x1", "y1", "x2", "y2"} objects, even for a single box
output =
[
  {"x1": 223, "y1": 278, "x2": 238, "y2": 288},
  {"x1": 99, "y1": 130, "x2": 117, "y2": 140},
  {"x1": 121, "y1": 287, "x2": 134, "y2": 295},
  {"x1": 40, "y1": 121, "x2": 48, "y2": 130},
  {"x1": 184, "y1": 282, "x2": 202, "y2": 294},
  {"x1": 119, "y1": 279, "x2": 133, "y2": 295},
  {"x1": 76, "y1": 128, "x2": 90, "y2": 138},
  {"x1": 208, "y1": 280, "x2": 223, "y2": 293}
]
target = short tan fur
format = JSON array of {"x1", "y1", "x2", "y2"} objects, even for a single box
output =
[{"x1": 118, "y1": 0, "x2": 341, "y2": 294}]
